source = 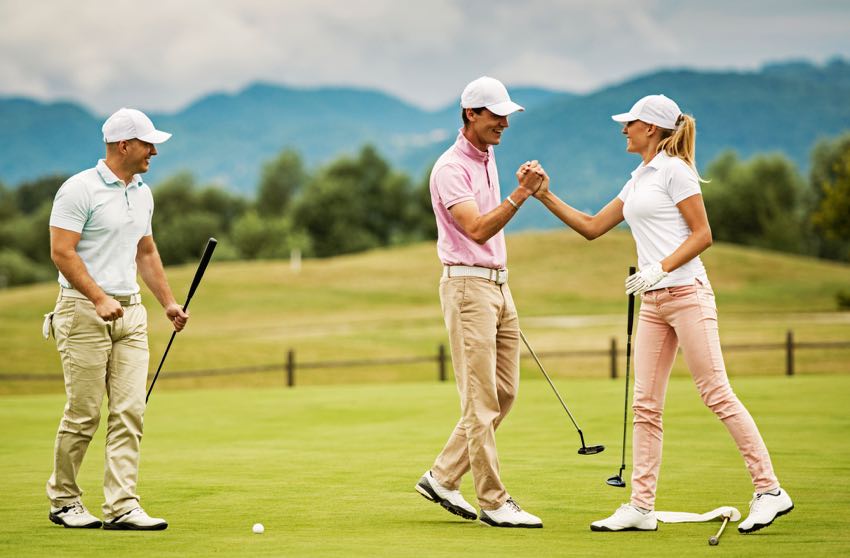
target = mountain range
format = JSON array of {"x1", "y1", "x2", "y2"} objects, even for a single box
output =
[{"x1": 2, "y1": 58, "x2": 849, "y2": 231}]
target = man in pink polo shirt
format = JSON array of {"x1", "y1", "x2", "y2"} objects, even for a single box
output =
[{"x1": 414, "y1": 76, "x2": 545, "y2": 528}]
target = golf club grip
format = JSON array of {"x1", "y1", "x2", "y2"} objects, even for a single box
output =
[
  {"x1": 183, "y1": 238, "x2": 217, "y2": 311},
  {"x1": 627, "y1": 266, "x2": 636, "y2": 335}
]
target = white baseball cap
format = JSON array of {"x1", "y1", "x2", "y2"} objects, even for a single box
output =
[
  {"x1": 460, "y1": 76, "x2": 524, "y2": 116},
  {"x1": 102, "y1": 108, "x2": 172, "y2": 144},
  {"x1": 611, "y1": 94, "x2": 681, "y2": 130}
]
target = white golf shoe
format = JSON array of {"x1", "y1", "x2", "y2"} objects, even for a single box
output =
[
  {"x1": 48, "y1": 501, "x2": 102, "y2": 529},
  {"x1": 591, "y1": 504, "x2": 657, "y2": 531},
  {"x1": 415, "y1": 470, "x2": 477, "y2": 520},
  {"x1": 103, "y1": 507, "x2": 168, "y2": 531},
  {"x1": 479, "y1": 498, "x2": 543, "y2": 528},
  {"x1": 738, "y1": 488, "x2": 793, "y2": 534}
]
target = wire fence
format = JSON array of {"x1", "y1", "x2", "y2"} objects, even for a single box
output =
[{"x1": 4, "y1": 330, "x2": 849, "y2": 386}]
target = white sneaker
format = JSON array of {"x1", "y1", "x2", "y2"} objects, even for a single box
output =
[
  {"x1": 48, "y1": 501, "x2": 102, "y2": 529},
  {"x1": 103, "y1": 507, "x2": 168, "y2": 531},
  {"x1": 590, "y1": 504, "x2": 657, "y2": 531},
  {"x1": 480, "y1": 498, "x2": 543, "y2": 528},
  {"x1": 415, "y1": 470, "x2": 477, "y2": 520},
  {"x1": 738, "y1": 488, "x2": 793, "y2": 533}
]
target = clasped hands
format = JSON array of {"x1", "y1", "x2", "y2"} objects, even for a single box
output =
[{"x1": 515, "y1": 160, "x2": 550, "y2": 198}]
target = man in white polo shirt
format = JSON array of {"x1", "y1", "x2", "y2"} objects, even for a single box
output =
[
  {"x1": 414, "y1": 76, "x2": 546, "y2": 528},
  {"x1": 45, "y1": 108, "x2": 188, "y2": 531}
]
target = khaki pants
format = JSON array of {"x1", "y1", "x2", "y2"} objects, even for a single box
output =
[
  {"x1": 431, "y1": 277, "x2": 520, "y2": 511},
  {"x1": 46, "y1": 293, "x2": 149, "y2": 520},
  {"x1": 631, "y1": 281, "x2": 779, "y2": 510}
]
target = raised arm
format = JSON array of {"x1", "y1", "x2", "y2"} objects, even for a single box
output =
[
  {"x1": 532, "y1": 167, "x2": 625, "y2": 240},
  {"x1": 448, "y1": 162, "x2": 542, "y2": 244}
]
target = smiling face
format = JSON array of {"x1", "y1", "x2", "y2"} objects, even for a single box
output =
[
  {"x1": 464, "y1": 107, "x2": 509, "y2": 151},
  {"x1": 124, "y1": 139, "x2": 158, "y2": 175}
]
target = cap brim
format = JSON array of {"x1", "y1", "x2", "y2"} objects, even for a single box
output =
[
  {"x1": 611, "y1": 112, "x2": 636, "y2": 123},
  {"x1": 488, "y1": 101, "x2": 524, "y2": 116},
  {"x1": 138, "y1": 130, "x2": 172, "y2": 144}
]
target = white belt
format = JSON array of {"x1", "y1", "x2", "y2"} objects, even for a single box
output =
[
  {"x1": 59, "y1": 287, "x2": 142, "y2": 306},
  {"x1": 443, "y1": 265, "x2": 508, "y2": 285}
]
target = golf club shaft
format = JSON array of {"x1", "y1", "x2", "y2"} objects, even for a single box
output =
[
  {"x1": 145, "y1": 238, "x2": 217, "y2": 403},
  {"x1": 519, "y1": 330, "x2": 582, "y2": 432},
  {"x1": 618, "y1": 266, "x2": 637, "y2": 475},
  {"x1": 709, "y1": 515, "x2": 730, "y2": 545}
]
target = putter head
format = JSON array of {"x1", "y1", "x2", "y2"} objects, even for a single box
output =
[
  {"x1": 606, "y1": 475, "x2": 626, "y2": 488},
  {"x1": 578, "y1": 444, "x2": 605, "y2": 455}
]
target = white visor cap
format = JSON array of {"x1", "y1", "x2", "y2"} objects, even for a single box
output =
[
  {"x1": 460, "y1": 76, "x2": 524, "y2": 116},
  {"x1": 611, "y1": 94, "x2": 682, "y2": 130},
  {"x1": 102, "y1": 108, "x2": 172, "y2": 144}
]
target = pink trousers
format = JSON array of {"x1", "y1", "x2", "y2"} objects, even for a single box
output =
[{"x1": 630, "y1": 280, "x2": 779, "y2": 510}]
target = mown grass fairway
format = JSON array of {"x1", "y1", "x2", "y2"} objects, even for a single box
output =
[
  {"x1": 1, "y1": 375, "x2": 848, "y2": 557},
  {"x1": 1, "y1": 230, "x2": 849, "y2": 395}
]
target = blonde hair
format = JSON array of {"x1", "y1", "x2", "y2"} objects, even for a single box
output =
[{"x1": 657, "y1": 114, "x2": 707, "y2": 182}]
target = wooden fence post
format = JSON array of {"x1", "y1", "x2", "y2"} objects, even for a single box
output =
[
  {"x1": 786, "y1": 330, "x2": 794, "y2": 376},
  {"x1": 287, "y1": 349, "x2": 295, "y2": 387},
  {"x1": 610, "y1": 337, "x2": 618, "y2": 379},
  {"x1": 438, "y1": 344, "x2": 447, "y2": 382}
]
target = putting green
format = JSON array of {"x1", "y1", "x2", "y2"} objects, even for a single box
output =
[{"x1": 1, "y1": 374, "x2": 847, "y2": 557}]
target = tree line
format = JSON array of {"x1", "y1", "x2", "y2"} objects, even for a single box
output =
[{"x1": 0, "y1": 135, "x2": 848, "y2": 289}]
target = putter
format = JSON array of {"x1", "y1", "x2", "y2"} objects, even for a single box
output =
[
  {"x1": 708, "y1": 512, "x2": 732, "y2": 546},
  {"x1": 519, "y1": 330, "x2": 604, "y2": 455},
  {"x1": 607, "y1": 266, "x2": 636, "y2": 488},
  {"x1": 145, "y1": 237, "x2": 217, "y2": 403}
]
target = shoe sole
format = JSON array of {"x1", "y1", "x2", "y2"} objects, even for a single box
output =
[
  {"x1": 415, "y1": 479, "x2": 477, "y2": 521},
  {"x1": 737, "y1": 504, "x2": 794, "y2": 534},
  {"x1": 480, "y1": 515, "x2": 543, "y2": 529},
  {"x1": 590, "y1": 524, "x2": 657, "y2": 532},
  {"x1": 48, "y1": 513, "x2": 102, "y2": 529},
  {"x1": 103, "y1": 521, "x2": 168, "y2": 531}
]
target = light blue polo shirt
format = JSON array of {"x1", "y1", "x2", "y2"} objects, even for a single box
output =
[{"x1": 50, "y1": 159, "x2": 154, "y2": 295}]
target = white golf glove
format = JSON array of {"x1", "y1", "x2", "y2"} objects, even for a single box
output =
[{"x1": 625, "y1": 262, "x2": 668, "y2": 295}]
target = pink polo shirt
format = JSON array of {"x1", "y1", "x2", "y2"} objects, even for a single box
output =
[{"x1": 430, "y1": 130, "x2": 507, "y2": 269}]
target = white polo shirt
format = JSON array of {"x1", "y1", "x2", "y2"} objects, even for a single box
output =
[
  {"x1": 50, "y1": 159, "x2": 154, "y2": 295},
  {"x1": 618, "y1": 151, "x2": 708, "y2": 289}
]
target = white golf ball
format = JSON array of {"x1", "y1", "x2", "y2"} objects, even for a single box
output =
[{"x1": 252, "y1": 523, "x2": 264, "y2": 534}]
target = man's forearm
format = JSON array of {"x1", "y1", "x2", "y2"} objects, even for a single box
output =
[{"x1": 137, "y1": 252, "x2": 178, "y2": 308}]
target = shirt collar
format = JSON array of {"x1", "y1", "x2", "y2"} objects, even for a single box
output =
[
  {"x1": 454, "y1": 129, "x2": 491, "y2": 163},
  {"x1": 96, "y1": 159, "x2": 143, "y2": 189},
  {"x1": 631, "y1": 151, "x2": 669, "y2": 177}
]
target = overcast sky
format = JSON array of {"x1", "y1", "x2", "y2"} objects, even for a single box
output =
[{"x1": 1, "y1": 0, "x2": 848, "y2": 115}]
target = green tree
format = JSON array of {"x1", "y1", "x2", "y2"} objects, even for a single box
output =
[
  {"x1": 256, "y1": 149, "x2": 307, "y2": 217},
  {"x1": 15, "y1": 175, "x2": 67, "y2": 214},
  {"x1": 292, "y1": 145, "x2": 425, "y2": 257},
  {"x1": 810, "y1": 133, "x2": 850, "y2": 260},
  {"x1": 0, "y1": 182, "x2": 19, "y2": 221},
  {"x1": 703, "y1": 151, "x2": 811, "y2": 254}
]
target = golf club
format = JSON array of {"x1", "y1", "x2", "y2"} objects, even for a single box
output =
[
  {"x1": 708, "y1": 512, "x2": 732, "y2": 546},
  {"x1": 145, "y1": 237, "x2": 217, "y2": 404},
  {"x1": 607, "y1": 266, "x2": 636, "y2": 488},
  {"x1": 519, "y1": 330, "x2": 604, "y2": 455}
]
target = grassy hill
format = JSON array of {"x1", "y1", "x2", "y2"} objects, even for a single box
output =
[{"x1": 1, "y1": 230, "x2": 848, "y2": 395}]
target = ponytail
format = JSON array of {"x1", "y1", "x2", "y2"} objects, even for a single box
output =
[{"x1": 657, "y1": 114, "x2": 707, "y2": 182}]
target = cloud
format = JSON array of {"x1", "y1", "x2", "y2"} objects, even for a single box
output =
[{"x1": 0, "y1": 0, "x2": 848, "y2": 114}]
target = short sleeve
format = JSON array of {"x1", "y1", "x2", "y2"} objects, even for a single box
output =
[
  {"x1": 667, "y1": 161, "x2": 701, "y2": 204},
  {"x1": 433, "y1": 164, "x2": 474, "y2": 209},
  {"x1": 616, "y1": 179, "x2": 633, "y2": 203},
  {"x1": 49, "y1": 179, "x2": 89, "y2": 233},
  {"x1": 143, "y1": 185, "x2": 153, "y2": 237}
]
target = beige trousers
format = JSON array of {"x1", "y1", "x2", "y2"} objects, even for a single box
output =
[
  {"x1": 432, "y1": 277, "x2": 520, "y2": 511},
  {"x1": 46, "y1": 293, "x2": 149, "y2": 520},
  {"x1": 631, "y1": 281, "x2": 779, "y2": 510}
]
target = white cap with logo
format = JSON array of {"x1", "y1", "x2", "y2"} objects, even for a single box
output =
[
  {"x1": 102, "y1": 108, "x2": 172, "y2": 144},
  {"x1": 611, "y1": 94, "x2": 682, "y2": 130},
  {"x1": 461, "y1": 76, "x2": 524, "y2": 116}
]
